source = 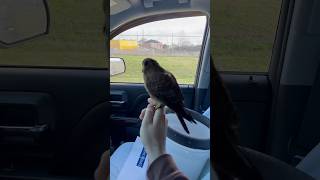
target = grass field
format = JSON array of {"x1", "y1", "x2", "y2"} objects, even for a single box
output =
[
  {"x1": 0, "y1": 0, "x2": 106, "y2": 68},
  {"x1": 111, "y1": 55, "x2": 198, "y2": 84},
  {"x1": 0, "y1": 0, "x2": 282, "y2": 77},
  {"x1": 213, "y1": 0, "x2": 281, "y2": 72}
]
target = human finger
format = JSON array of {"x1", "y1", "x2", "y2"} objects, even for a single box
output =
[
  {"x1": 153, "y1": 107, "x2": 165, "y2": 127},
  {"x1": 142, "y1": 104, "x2": 155, "y2": 125},
  {"x1": 139, "y1": 108, "x2": 146, "y2": 120}
]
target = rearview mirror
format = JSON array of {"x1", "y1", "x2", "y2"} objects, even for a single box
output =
[
  {"x1": 110, "y1": 57, "x2": 126, "y2": 76},
  {"x1": 0, "y1": 0, "x2": 49, "y2": 47}
]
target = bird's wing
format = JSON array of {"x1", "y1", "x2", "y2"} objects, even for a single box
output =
[
  {"x1": 166, "y1": 72, "x2": 184, "y2": 101},
  {"x1": 146, "y1": 72, "x2": 184, "y2": 106}
]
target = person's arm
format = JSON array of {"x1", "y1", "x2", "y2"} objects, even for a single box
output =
[{"x1": 139, "y1": 98, "x2": 188, "y2": 180}]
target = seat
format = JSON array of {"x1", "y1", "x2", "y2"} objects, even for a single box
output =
[
  {"x1": 51, "y1": 101, "x2": 110, "y2": 176},
  {"x1": 239, "y1": 147, "x2": 315, "y2": 180},
  {"x1": 296, "y1": 142, "x2": 320, "y2": 180}
]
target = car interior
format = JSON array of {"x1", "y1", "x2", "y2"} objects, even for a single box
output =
[
  {"x1": 0, "y1": 0, "x2": 319, "y2": 179},
  {"x1": 0, "y1": 0, "x2": 109, "y2": 179},
  {"x1": 215, "y1": 0, "x2": 320, "y2": 179},
  {"x1": 109, "y1": 0, "x2": 211, "y2": 179}
]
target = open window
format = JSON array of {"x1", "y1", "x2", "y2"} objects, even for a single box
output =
[{"x1": 110, "y1": 13, "x2": 208, "y2": 85}]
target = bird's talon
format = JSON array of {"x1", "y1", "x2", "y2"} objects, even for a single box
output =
[{"x1": 155, "y1": 104, "x2": 164, "y2": 110}]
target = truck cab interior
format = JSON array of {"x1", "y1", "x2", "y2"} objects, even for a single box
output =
[
  {"x1": 0, "y1": 0, "x2": 109, "y2": 179},
  {"x1": 214, "y1": 0, "x2": 320, "y2": 179},
  {"x1": 0, "y1": 0, "x2": 320, "y2": 179},
  {"x1": 109, "y1": 0, "x2": 211, "y2": 179}
]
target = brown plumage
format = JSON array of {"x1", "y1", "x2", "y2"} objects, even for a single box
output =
[{"x1": 142, "y1": 58, "x2": 196, "y2": 134}]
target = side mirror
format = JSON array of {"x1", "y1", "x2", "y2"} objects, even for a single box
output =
[
  {"x1": 0, "y1": 0, "x2": 49, "y2": 48},
  {"x1": 110, "y1": 57, "x2": 126, "y2": 76}
]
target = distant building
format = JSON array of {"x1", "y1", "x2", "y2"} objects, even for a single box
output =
[
  {"x1": 110, "y1": 40, "x2": 138, "y2": 50},
  {"x1": 139, "y1": 39, "x2": 164, "y2": 49}
]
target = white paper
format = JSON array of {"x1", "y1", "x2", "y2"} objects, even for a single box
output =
[{"x1": 116, "y1": 137, "x2": 148, "y2": 180}]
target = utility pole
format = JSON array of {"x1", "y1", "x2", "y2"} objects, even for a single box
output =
[{"x1": 171, "y1": 32, "x2": 174, "y2": 56}]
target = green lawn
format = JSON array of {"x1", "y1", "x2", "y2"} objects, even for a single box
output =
[
  {"x1": 0, "y1": 0, "x2": 282, "y2": 74},
  {"x1": 213, "y1": 0, "x2": 282, "y2": 72},
  {"x1": 0, "y1": 0, "x2": 106, "y2": 68},
  {"x1": 111, "y1": 55, "x2": 198, "y2": 84}
]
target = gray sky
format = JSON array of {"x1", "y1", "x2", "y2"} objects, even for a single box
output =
[{"x1": 114, "y1": 16, "x2": 207, "y2": 45}]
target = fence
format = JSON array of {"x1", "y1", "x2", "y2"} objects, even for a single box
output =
[{"x1": 111, "y1": 34, "x2": 203, "y2": 57}]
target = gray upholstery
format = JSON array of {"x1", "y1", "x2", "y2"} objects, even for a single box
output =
[
  {"x1": 240, "y1": 147, "x2": 315, "y2": 180},
  {"x1": 296, "y1": 142, "x2": 320, "y2": 180}
]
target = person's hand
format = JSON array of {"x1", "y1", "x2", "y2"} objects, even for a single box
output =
[{"x1": 139, "y1": 98, "x2": 168, "y2": 164}]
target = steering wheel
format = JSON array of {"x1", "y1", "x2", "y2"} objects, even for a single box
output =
[{"x1": 165, "y1": 107, "x2": 210, "y2": 150}]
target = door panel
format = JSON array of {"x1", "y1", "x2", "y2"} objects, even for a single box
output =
[
  {"x1": 0, "y1": 67, "x2": 109, "y2": 178},
  {"x1": 221, "y1": 73, "x2": 272, "y2": 152}
]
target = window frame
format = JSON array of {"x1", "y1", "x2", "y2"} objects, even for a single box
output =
[
  {"x1": 194, "y1": 17, "x2": 210, "y2": 87},
  {"x1": 110, "y1": 11, "x2": 209, "y2": 85}
]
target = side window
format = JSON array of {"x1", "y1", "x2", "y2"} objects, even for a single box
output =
[
  {"x1": 213, "y1": 0, "x2": 282, "y2": 72},
  {"x1": 0, "y1": 1, "x2": 106, "y2": 68},
  {"x1": 110, "y1": 16, "x2": 207, "y2": 84}
]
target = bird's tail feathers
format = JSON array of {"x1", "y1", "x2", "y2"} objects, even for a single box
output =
[
  {"x1": 181, "y1": 108, "x2": 197, "y2": 124},
  {"x1": 177, "y1": 113, "x2": 190, "y2": 134}
]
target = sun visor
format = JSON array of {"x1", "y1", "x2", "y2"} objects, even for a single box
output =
[{"x1": 110, "y1": 0, "x2": 131, "y2": 15}]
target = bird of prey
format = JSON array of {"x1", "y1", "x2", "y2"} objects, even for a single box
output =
[{"x1": 142, "y1": 58, "x2": 197, "y2": 134}]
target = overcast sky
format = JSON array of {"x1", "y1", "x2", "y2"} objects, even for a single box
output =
[{"x1": 114, "y1": 16, "x2": 207, "y2": 45}]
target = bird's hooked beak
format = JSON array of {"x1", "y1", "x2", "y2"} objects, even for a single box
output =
[
  {"x1": 142, "y1": 59, "x2": 149, "y2": 73},
  {"x1": 142, "y1": 62, "x2": 145, "y2": 73},
  {"x1": 142, "y1": 58, "x2": 159, "y2": 73}
]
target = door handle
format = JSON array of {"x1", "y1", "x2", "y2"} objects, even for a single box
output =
[
  {"x1": 0, "y1": 124, "x2": 48, "y2": 135},
  {"x1": 110, "y1": 100, "x2": 126, "y2": 107},
  {"x1": 110, "y1": 100, "x2": 125, "y2": 104}
]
